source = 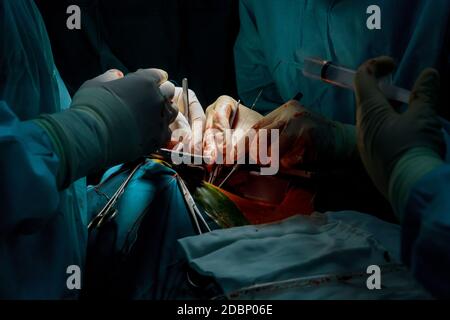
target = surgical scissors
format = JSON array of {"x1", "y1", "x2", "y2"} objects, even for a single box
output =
[
  {"x1": 88, "y1": 162, "x2": 144, "y2": 230},
  {"x1": 176, "y1": 174, "x2": 211, "y2": 234}
]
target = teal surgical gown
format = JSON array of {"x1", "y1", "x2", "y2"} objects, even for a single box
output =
[
  {"x1": 401, "y1": 120, "x2": 450, "y2": 298},
  {"x1": 0, "y1": 0, "x2": 87, "y2": 299},
  {"x1": 234, "y1": 0, "x2": 450, "y2": 123}
]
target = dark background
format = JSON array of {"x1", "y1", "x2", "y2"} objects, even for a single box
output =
[{"x1": 35, "y1": 0, "x2": 240, "y2": 107}]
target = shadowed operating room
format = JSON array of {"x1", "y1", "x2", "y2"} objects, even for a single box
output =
[{"x1": 0, "y1": 0, "x2": 450, "y2": 301}]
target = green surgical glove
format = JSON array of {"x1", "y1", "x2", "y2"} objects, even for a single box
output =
[
  {"x1": 354, "y1": 56, "x2": 445, "y2": 213},
  {"x1": 34, "y1": 69, "x2": 177, "y2": 189}
]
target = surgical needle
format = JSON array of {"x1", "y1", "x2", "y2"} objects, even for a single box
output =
[
  {"x1": 218, "y1": 89, "x2": 264, "y2": 188},
  {"x1": 251, "y1": 88, "x2": 264, "y2": 110},
  {"x1": 209, "y1": 99, "x2": 241, "y2": 185}
]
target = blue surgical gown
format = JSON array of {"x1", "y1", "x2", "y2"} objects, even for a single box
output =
[
  {"x1": 234, "y1": 0, "x2": 450, "y2": 123},
  {"x1": 401, "y1": 120, "x2": 450, "y2": 298},
  {"x1": 0, "y1": 0, "x2": 87, "y2": 299}
]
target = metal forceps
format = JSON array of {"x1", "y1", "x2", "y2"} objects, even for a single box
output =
[
  {"x1": 182, "y1": 78, "x2": 190, "y2": 122},
  {"x1": 88, "y1": 162, "x2": 144, "y2": 230},
  {"x1": 176, "y1": 174, "x2": 211, "y2": 234}
]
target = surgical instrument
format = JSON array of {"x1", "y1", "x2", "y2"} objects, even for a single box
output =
[
  {"x1": 302, "y1": 57, "x2": 411, "y2": 104},
  {"x1": 209, "y1": 100, "x2": 241, "y2": 185},
  {"x1": 251, "y1": 89, "x2": 264, "y2": 110},
  {"x1": 155, "y1": 148, "x2": 211, "y2": 164},
  {"x1": 217, "y1": 90, "x2": 263, "y2": 188},
  {"x1": 230, "y1": 99, "x2": 240, "y2": 129},
  {"x1": 182, "y1": 78, "x2": 190, "y2": 122},
  {"x1": 88, "y1": 162, "x2": 144, "y2": 230},
  {"x1": 176, "y1": 174, "x2": 211, "y2": 234}
]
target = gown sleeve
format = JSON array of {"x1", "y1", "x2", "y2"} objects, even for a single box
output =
[
  {"x1": 0, "y1": 101, "x2": 60, "y2": 236},
  {"x1": 401, "y1": 120, "x2": 450, "y2": 298}
]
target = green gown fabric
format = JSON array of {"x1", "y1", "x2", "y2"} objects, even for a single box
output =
[{"x1": 234, "y1": 0, "x2": 450, "y2": 123}]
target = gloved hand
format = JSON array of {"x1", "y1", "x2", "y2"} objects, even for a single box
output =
[
  {"x1": 79, "y1": 68, "x2": 178, "y2": 149},
  {"x1": 168, "y1": 87, "x2": 206, "y2": 154},
  {"x1": 354, "y1": 56, "x2": 445, "y2": 211},
  {"x1": 35, "y1": 68, "x2": 178, "y2": 188},
  {"x1": 203, "y1": 96, "x2": 263, "y2": 163},
  {"x1": 252, "y1": 100, "x2": 357, "y2": 169}
]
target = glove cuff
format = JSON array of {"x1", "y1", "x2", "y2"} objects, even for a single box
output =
[
  {"x1": 388, "y1": 147, "x2": 444, "y2": 220},
  {"x1": 34, "y1": 88, "x2": 142, "y2": 189}
]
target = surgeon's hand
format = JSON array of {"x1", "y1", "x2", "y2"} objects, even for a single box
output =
[
  {"x1": 354, "y1": 56, "x2": 445, "y2": 200},
  {"x1": 36, "y1": 68, "x2": 178, "y2": 188},
  {"x1": 80, "y1": 68, "x2": 178, "y2": 151},
  {"x1": 203, "y1": 96, "x2": 263, "y2": 163},
  {"x1": 252, "y1": 100, "x2": 357, "y2": 169},
  {"x1": 167, "y1": 87, "x2": 206, "y2": 154}
]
